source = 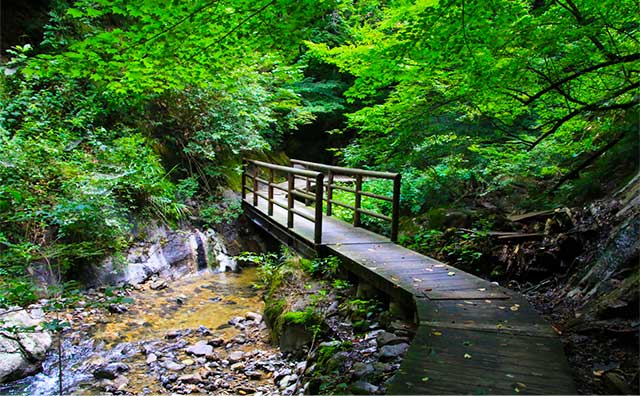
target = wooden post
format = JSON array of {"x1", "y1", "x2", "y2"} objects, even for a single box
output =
[
  {"x1": 314, "y1": 173, "x2": 324, "y2": 245},
  {"x1": 391, "y1": 173, "x2": 401, "y2": 242},
  {"x1": 241, "y1": 160, "x2": 247, "y2": 200},
  {"x1": 287, "y1": 173, "x2": 294, "y2": 228},
  {"x1": 268, "y1": 168, "x2": 274, "y2": 216},
  {"x1": 326, "y1": 170, "x2": 334, "y2": 216},
  {"x1": 354, "y1": 174, "x2": 362, "y2": 227},
  {"x1": 252, "y1": 168, "x2": 258, "y2": 207},
  {"x1": 305, "y1": 176, "x2": 311, "y2": 206}
]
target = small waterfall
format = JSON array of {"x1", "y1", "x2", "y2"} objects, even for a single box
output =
[{"x1": 205, "y1": 229, "x2": 237, "y2": 272}]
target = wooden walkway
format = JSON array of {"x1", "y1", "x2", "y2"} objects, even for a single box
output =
[{"x1": 241, "y1": 159, "x2": 575, "y2": 394}]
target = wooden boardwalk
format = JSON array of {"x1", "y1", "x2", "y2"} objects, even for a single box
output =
[{"x1": 243, "y1": 196, "x2": 576, "y2": 394}]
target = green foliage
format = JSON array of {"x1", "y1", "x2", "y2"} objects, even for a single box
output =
[
  {"x1": 309, "y1": 0, "x2": 639, "y2": 210},
  {"x1": 200, "y1": 197, "x2": 243, "y2": 226}
]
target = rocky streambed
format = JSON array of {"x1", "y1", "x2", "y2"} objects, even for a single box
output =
[{"x1": 1, "y1": 268, "x2": 307, "y2": 395}]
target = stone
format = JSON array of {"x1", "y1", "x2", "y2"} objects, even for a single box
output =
[
  {"x1": 186, "y1": 340, "x2": 213, "y2": 356},
  {"x1": 279, "y1": 324, "x2": 312, "y2": 353},
  {"x1": 379, "y1": 343, "x2": 409, "y2": 359},
  {"x1": 94, "y1": 362, "x2": 130, "y2": 380},
  {"x1": 228, "y1": 350, "x2": 244, "y2": 362},
  {"x1": 230, "y1": 362, "x2": 245, "y2": 371},
  {"x1": 161, "y1": 360, "x2": 186, "y2": 371},
  {"x1": 237, "y1": 386, "x2": 256, "y2": 394},
  {"x1": 376, "y1": 331, "x2": 409, "y2": 347},
  {"x1": 178, "y1": 373, "x2": 202, "y2": 384},
  {"x1": 108, "y1": 304, "x2": 128, "y2": 314},
  {"x1": 246, "y1": 312, "x2": 263, "y2": 323},
  {"x1": 146, "y1": 353, "x2": 158, "y2": 364},
  {"x1": 104, "y1": 375, "x2": 130, "y2": 392},
  {"x1": 197, "y1": 325, "x2": 212, "y2": 336},
  {"x1": 0, "y1": 308, "x2": 52, "y2": 383},
  {"x1": 232, "y1": 335, "x2": 247, "y2": 344},
  {"x1": 350, "y1": 381, "x2": 379, "y2": 395},
  {"x1": 150, "y1": 279, "x2": 168, "y2": 290},
  {"x1": 352, "y1": 362, "x2": 375, "y2": 379},
  {"x1": 229, "y1": 316, "x2": 245, "y2": 326},
  {"x1": 208, "y1": 337, "x2": 225, "y2": 347},
  {"x1": 181, "y1": 358, "x2": 195, "y2": 366}
]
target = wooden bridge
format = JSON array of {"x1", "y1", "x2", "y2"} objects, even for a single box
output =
[{"x1": 241, "y1": 159, "x2": 576, "y2": 395}]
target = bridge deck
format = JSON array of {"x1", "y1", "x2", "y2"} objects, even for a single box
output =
[{"x1": 243, "y1": 197, "x2": 576, "y2": 394}]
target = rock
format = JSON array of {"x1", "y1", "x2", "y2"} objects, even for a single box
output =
[
  {"x1": 0, "y1": 307, "x2": 52, "y2": 383},
  {"x1": 603, "y1": 371, "x2": 633, "y2": 395},
  {"x1": 230, "y1": 362, "x2": 245, "y2": 371},
  {"x1": 229, "y1": 316, "x2": 245, "y2": 326},
  {"x1": 350, "y1": 381, "x2": 379, "y2": 395},
  {"x1": 279, "y1": 374, "x2": 298, "y2": 389},
  {"x1": 165, "y1": 330, "x2": 181, "y2": 339},
  {"x1": 295, "y1": 361, "x2": 307, "y2": 374},
  {"x1": 246, "y1": 312, "x2": 263, "y2": 323},
  {"x1": 352, "y1": 362, "x2": 375, "y2": 379},
  {"x1": 146, "y1": 353, "x2": 158, "y2": 364},
  {"x1": 197, "y1": 325, "x2": 211, "y2": 336},
  {"x1": 178, "y1": 373, "x2": 202, "y2": 384},
  {"x1": 279, "y1": 324, "x2": 312, "y2": 353},
  {"x1": 228, "y1": 350, "x2": 244, "y2": 362},
  {"x1": 105, "y1": 375, "x2": 130, "y2": 392},
  {"x1": 232, "y1": 335, "x2": 246, "y2": 344},
  {"x1": 161, "y1": 360, "x2": 186, "y2": 371},
  {"x1": 376, "y1": 331, "x2": 409, "y2": 346},
  {"x1": 186, "y1": 340, "x2": 213, "y2": 356},
  {"x1": 94, "y1": 362, "x2": 130, "y2": 380},
  {"x1": 208, "y1": 337, "x2": 225, "y2": 347},
  {"x1": 237, "y1": 386, "x2": 256, "y2": 394},
  {"x1": 379, "y1": 343, "x2": 409, "y2": 359},
  {"x1": 150, "y1": 279, "x2": 168, "y2": 290},
  {"x1": 181, "y1": 358, "x2": 195, "y2": 366},
  {"x1": 108, "y1": 304, "x2": 129, "y2": 314},
  {"x1": 176, "y1": 296, "x2": 186, "y2": 305}
]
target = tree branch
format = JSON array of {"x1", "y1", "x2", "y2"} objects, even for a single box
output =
[{"x1": 524, "y1": 53, "x2": 640, "y2": 105}]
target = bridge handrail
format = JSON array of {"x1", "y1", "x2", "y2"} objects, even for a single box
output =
[
  {"x1": 242, "y1": 159, "x2": 324, "y2": 245},
  {"x1": 290, "y1": 159, "x2": 401, "y2": 242},
  {"x1": 290, "y1": 159, "x2": 398, "y2": 179}
]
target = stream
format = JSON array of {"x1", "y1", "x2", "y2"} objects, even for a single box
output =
[{"x1": 0, "y1": 267, "x2": 295, "y2": 396}]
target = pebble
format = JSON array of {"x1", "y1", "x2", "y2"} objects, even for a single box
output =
[
  {"x1": 161, "y1": 360, "x2": 186, "y2": 371},
  {"x1": 94, "y1": 362, "x2": 130, "y2": 380},
  {"x1": 246, "y1": 311, "x2": 263, "y2": 323}
]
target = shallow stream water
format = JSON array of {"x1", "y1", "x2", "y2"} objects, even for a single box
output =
[{"x1": 0, "y1": 267, "x2": 282, "y2": 395}]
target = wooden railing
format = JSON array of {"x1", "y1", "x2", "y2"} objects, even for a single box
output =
[
  {"x1": 242, "y1": 159, "x2": 325, "y2": 244},
  {"x1": 290, "y1": 159, "x2": 401, "y2": 242}
]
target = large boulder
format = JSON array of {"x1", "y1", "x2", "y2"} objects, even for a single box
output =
[{"x1": 0, "y1": 307, "x2": 52, "y2": 383}]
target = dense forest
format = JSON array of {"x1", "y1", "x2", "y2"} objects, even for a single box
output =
[{"x1": 0, "y1": 0, "x2": 638, "y2": 394}]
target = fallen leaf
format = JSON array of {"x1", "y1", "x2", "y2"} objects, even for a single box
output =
[
  {"x1": 464, "y1": 353, "x2": 472, "y2": 359},
  {"x1": 484, "y1": 300, "x2": 492, "y2": 304},
  {"x1": 463, "y1": 340, "x2": 472, "y2": 346},
  {"x1": 447, "y1": 271, "x2": 456, "y2": 276},
  {"x1": 498, "y1": 306, "x2": 506, "y2": 310},
  {"x1": 435, "y1": 264, "x2": 445, "y2": 268},
  {"x1": 421, "y1": 376, "x2": 430, "y2": 382},
  {"x1": 464, "y1": 301, "x2": 475, "y2": 305},
  {"x1": 425, "y1": 268, "x2": 433, "y2": 272},
  {"x1": 478, "y1": 288, "x2": 486, "y2": 292},
  {"x1": 496, "y1": 324, "x2": 504, "y2": 329},
  {"x1": 413, "y1": 278, "x2": 423, "y2": 282},
  {"x1": 432, "y1": 331, "x2": 443, "y2": 336},
  {"x1": 424, "y1": 288, "x2": 433, "y2": 292},
  {"x1": 513, "y1": 382, "x2": 527, "y2": 392},
  {"x1": 593, "y1": 370, "x2": 605, "y2": 377},
  {"x1": 510, "y1": 305, "x2": 519, "y2": 311},
  {"x1": 505, "y1": 374, "x2": 515, "y2": 378}
]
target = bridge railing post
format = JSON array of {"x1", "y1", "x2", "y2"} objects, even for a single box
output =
[
  {"x1": 252, "y1": 168, "x2": 259, "y2": 207},
  {"x1": 268, "y1": 168, "x2": 274, "y2": 216},
  {"x1": 314, "y1": 173, "x2": 324, "y2": 245},
  {"x1": 353, "y1": 174, "x2": 362, "y2": 227},
  {"x1": 391, "y1": 173, "x2": 401, "y2": 242},
  {"x1": 287, "y1": 173, "x2": 294, "y2": 228},
  {"x1": 326, "y1": 170, "x2": 333, "y2": 216}
]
